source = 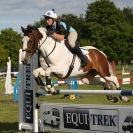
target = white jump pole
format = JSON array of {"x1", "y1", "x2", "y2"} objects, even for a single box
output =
[
  {"x1": 19, "y1": 49, "x2": 39, "y2": 132},
  {"x1": 57, "y1": 89, "x2": 133, "y2": 96}
]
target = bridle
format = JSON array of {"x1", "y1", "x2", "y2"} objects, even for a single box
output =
[
  {"x1": 22, "y1": 49, "x2": 32, "y2": 53},
  {"x1": 22, "y1": 33, "x2": 56, "y2": 59},
  {"x1": 22, "y1": 31, "x2": 48, "y2": 55}
]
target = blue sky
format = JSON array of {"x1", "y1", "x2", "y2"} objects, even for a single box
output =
[{"x1": 0, "y1": 0, "x2": 133, "y2": 33}]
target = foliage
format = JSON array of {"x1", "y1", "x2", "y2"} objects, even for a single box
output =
[
  {"x1": 34, "y1": 18, "x2": 46, "y2": 27},
  {"x1": 123, "y1": 7, "x2": 133, "y2": 25},
  {"x1": 0, "y1": 28, "x2": 22, "y2": 70},
  {"x1": 61, "y1": 14, "x2": 83, "y2": 37},
  {"x1": 0, "y1": 45, "x2": 8, "y2": 69},
  {"x1": 83, "y1": 0, "x2": 133, "y2": 62}
]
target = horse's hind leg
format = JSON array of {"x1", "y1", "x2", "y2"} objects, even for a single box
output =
[
  {"x1": 104, "y1": 83, "x2": 118, "y2": 103},
  {"x1": 102, "y1": 65, "x2": 130, "y2": 103},
  {"x1": 103, "y1": 72, "x2": 130, "y2": 102},
  {"x1": 89, "y1": 49, "x2": 130, "y2": 102},
  {"x1": 95, "y1": 76, "x2": 119, "y2": 103},
  {"x1": 117, "y1": 88, "x2": 130, "y2": 102},
  {"x1": 100, "y1": 68, "x2": 123, "y2": 103},
  {"x1": 81, "y1": 71, "x2": 117, "y2": 102},
  {"x1": 88, "y1": 50, "x2": 119, "y2": 102}
]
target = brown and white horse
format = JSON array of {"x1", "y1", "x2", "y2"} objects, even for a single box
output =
[{"x1": 21, "y1": 25, "x2": 129, "y2": 103}]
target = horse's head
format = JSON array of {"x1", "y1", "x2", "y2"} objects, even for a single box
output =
[{"x1": 21, "y1": 25, "x2": 43, "y2": 64}]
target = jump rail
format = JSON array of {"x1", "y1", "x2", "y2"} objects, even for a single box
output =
[{"x1": 56, "y1": 89, "x2": 133, "y2": 96}]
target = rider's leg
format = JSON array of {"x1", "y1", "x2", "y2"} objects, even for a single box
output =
[
  {"x1": 68, "y1": 32, "x2": 88, "y2": 67},
  {"x1": 73, "y1": 45, "x2": 88, "y2": 67}
]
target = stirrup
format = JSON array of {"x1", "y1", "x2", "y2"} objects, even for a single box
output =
[{"x1": 81, "y1": 62, "x2": 87, "y2": 67}]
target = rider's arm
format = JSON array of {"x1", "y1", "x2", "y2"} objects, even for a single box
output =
[
  {"x1": 52, "y1": 21, "x2": 69, "y2": 41},
  {"x1": 52, "y1": 32, "x2": 64, "y2": 41}
]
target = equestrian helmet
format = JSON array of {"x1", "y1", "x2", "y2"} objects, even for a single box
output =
[{"x1": 44, "y1": 9, "x2": 57, "y2": 19}]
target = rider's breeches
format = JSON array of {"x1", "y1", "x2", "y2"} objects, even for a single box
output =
[{"x1": 68, "y1": 31, "x2": 78, "y2": 48}]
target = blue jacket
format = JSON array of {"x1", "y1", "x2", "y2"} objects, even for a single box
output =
[{"x1": 46, "y1": 20, "x2": 76, "y2": 38}]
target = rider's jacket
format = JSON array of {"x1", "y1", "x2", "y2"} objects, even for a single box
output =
[{"x1": 46, "y1": 20, "x2": 76, "y2": 39}]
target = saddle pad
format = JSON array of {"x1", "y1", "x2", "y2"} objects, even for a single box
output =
[{"x1": 80, "y1": 46, "x2": 97, "y2": 55}]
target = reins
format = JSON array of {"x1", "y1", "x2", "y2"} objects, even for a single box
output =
[
  {"x1": 22, "y1": 49, "x2": 32, "y2": 53},
  {"x1": 40, "y1": 39, "x2": 57, "y2": 58},
  {"x1": 38, "y1": 36, "x2": 48, "y2": 50}
]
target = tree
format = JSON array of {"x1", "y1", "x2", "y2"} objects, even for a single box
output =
[
  {"x1": 34, "y1": 18, "x2": 46, "y2": 27},
  {"x1": 0, "y1": 44, "x2": 8, "y2": 69},
  {"x1": 123, "y1": 7, "x2": 133, "y2": 25},
  {"x1": 0, "y1": 28, "x2": 22, "y2": 70},
  {"x1": 84, "y1": 0, "x2": 132, "y2": 62}
]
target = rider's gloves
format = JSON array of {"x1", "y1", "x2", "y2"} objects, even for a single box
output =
[{"x1": 46, "y1": 30, "x2": 54, "y2": 36}]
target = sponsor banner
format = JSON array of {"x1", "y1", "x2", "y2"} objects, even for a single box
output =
[
  {"x1": 24, "y1": 63, "x2": 33, "y2": 123},
  {"x1": 64, "y1": 107, "x2": 90, "y2": 130},
  {"x1": 89, "y1": 108, "x2": 118, "y2": 132},
  {"x1": 40, "y1": 103, "x2": 133, "y2": 133}
]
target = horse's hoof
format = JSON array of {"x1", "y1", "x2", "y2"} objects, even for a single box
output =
[
  {"x1": 116, "y1": 87, "x2": 121, "y2": 90},
  {"x1": 120, "y1": 96, "x2": 130, "y2": 103},
  {"x1": 107, "y1": 96, "x2": 118, "y2": 103},
  {"x1": 44, "y1": 86, "x2": 50, "y2": 93},
  {"x1": 110, "y1": 97, "x2": 118, "y2": 103},
  {"x1": 49, "y1": 87, "x2": 57, "y2": 95}
]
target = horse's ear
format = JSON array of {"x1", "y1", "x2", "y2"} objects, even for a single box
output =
[{"x1": 21, "y1": 26, "x2": 26, "y2": 33}]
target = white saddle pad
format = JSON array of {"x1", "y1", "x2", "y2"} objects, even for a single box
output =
[{"x1": 80, "y1": 46, "x2": 97, "y2": 55}]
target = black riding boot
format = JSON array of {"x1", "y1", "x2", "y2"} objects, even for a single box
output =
[{"x1": 73, "y1": 46, "x2": 88, "y2": 67}]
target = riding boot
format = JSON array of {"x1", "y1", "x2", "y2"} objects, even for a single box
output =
[{"x1": 73, "y1": 46, "x2": 88, "y2": 67}]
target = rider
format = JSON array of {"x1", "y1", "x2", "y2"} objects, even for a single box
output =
[{"x1": 43, "y1": 9, "x2": 88, "y2": 67}]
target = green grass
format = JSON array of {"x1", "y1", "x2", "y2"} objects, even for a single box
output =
[
  {"x1": 0, "y1": 79, "x2": 19, "y2": 133},
  {"x1": 0, "y1": 77, "x2": 133, "y2": 133}
]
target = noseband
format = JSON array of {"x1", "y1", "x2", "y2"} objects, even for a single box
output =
[{"x1": 22, "y1": 49, "x2": 33, "y2": 53}]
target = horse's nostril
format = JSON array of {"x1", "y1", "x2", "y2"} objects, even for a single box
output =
[
  {"x1": 22, "y1": 60, "x2": 26, "y2": 65},
  {"x1": 22, "y1": 61, "x2": 24, "y2": 64}
]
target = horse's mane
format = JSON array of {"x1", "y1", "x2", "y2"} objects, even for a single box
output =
[{"x1": 38, "y1": 27, "x2": 47, "y2": 36}]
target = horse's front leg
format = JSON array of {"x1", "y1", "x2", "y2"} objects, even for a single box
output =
[
  {"x1": 32, "y1": 67, "x2": 50, "y2": 93},
  {"x1": 33, "y1": 67, "x2": 45, "y2": 83},
  {"x1": 45, "y1": 65, "x2": 66, "y2": 94}
]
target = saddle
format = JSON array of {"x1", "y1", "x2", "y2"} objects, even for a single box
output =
[{"x1": 64, "y1": 39, "x2": 89, "y2": 55}]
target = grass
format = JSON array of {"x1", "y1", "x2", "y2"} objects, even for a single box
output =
[
  {"x1": 0, "y1": 69, "x2": 133, "y2": 133},
  {"x1": 0, "y1": 79, "x2": 19, "y2": 133}
]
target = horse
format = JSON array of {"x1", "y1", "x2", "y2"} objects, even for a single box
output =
[{"x1": 20, "y1": 25, "x2": 129, "y2": 103}]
